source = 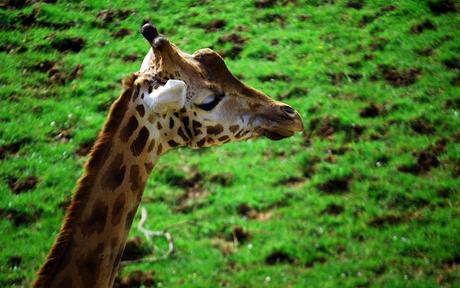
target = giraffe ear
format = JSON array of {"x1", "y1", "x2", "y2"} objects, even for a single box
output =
[{"x1": 144, "y1": 79, "x2": 187, "y2": 113}]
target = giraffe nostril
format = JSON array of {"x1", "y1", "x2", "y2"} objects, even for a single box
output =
[{"x1": 281, "y1": 105, "x2": 296, "y2": 118}]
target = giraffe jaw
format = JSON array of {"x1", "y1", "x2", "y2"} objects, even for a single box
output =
[{"x1": 261, "y1": 128, "x2": 295, "y2": 141}]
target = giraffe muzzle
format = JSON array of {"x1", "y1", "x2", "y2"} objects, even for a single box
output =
[{"x1": 257, "y1": 104, "x2": 304, "y2": 140}]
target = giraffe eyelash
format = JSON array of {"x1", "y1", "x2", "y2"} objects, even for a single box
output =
[{"x1": 196, "y1": 93, "x2": 224, "y2": 111}]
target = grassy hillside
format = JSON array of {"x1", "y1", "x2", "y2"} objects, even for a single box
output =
[{"x1": 1, "y1": 0, "x2": 459, "y2": 287}]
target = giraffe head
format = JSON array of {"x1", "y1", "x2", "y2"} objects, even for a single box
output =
[{"x1": 137, "y1": 23, "x2": 304, "y2": 150}]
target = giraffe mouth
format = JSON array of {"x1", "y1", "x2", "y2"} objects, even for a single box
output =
[{"x1": 262, "y1": 129, "x2": 295, "y2": 140}]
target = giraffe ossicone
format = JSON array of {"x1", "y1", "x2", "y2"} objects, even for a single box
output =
[{"x1": 34, "y1": 22, "x2": 304, "y2": 288}]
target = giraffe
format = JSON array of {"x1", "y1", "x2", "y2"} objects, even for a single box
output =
[{"x1": 34, "y1": 23, "x2": 304, "y2": 287}]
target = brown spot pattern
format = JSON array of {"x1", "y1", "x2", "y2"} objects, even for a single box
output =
[
  {"x1": 235, "y1": 130, "x2": 245, "y2": 139},
  {"x1": 129, "y1": 164, "x2": 142, "y2": 194},
  {"x1": 125, "y1": 209, "x2": 136, "y2": 230},
  {"x1": 157, "y1": 121, "x2": 163, "y2": 130},
  {"x1": 145, "y1": 162, "x2": 154, "y2": 173},
  {"x1": 192, "y1": 120, "x2": 202, "y2": 136},
  {"x1": 147, "y1": 139, "x2": 155, "y2": 152},
  {"x1": 207, "y1": 124, "x2": 224, "y2": 135},
  {"x1": 56, "y1": 276, "x2": 73, "y2": 288},
  {"x1": 131, "y1": 84, "x2": 140, "y2": 101},
  {"x1": 119, "y1": 116, "x2": 138, "y2": 143},
  {"x1": 157, "y1": 143, "x2": 163, "y2": 155},
  {"x1": 181, "y1": 116, "x2": 193, "y2": 138},
  {"x1": 111, "y1": 192, "x2": 126, "y2": 226},
  {"x1": 136, "y1": 104, "x2": 145, "y2": 117},
  {"x1": 169, "y1": 117, "x2": 175, "y2": 129},
  {"x1": 101, "y1": 153, "x2": 126, "y2": 191},
  {"x1": 197, "y1": 138, "x2": 206, "y2": 147},
  {"x1": 218, "y1": 135, "x2": 229, "y2": 141},
  {"x1": 130, "y1": 127, "x2": 150, "y2": 156},
  {"x1": 81, "y1": 200, "x2": 108, "y2": 237},
  {"x1": 229, "y1": 125, "x2": 239, "y2": 133},
  {"x1": 76, "y1": 243, "x2": 104, "y2": 287},
  {"x1": 177, "y1": 127, "x2": 189, "y2": 142},
  {"x1": 168, "y1": 140, "x2": 179, "y2": 147}
]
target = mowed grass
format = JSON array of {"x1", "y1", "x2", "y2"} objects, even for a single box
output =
[{"x1": 1, "y1": 0, "x2": 460, "y2": 287}]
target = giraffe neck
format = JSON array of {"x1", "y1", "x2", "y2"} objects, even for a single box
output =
[{"x1": 34, "y1": 73, "x2": 174, "y2": 288}]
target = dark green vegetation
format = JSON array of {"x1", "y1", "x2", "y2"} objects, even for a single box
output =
[{"x1": 1, "y1": 0, "x2": 460, "y2": 287}]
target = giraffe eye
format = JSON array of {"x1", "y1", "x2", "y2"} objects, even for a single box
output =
[{"x1": 196, "y1": 93, "x2": 224, "y2": 111}]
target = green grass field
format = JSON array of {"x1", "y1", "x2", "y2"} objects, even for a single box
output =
[{"x1": 1, "y1": 0, "x2": 460, "y2": 287}]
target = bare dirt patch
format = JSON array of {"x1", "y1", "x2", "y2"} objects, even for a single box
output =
[
  {"x1": 346, "y1": 0, "x2": 365, "y2": 9},
  {"x1": 278, "y1": 87, "x2": 309, "y2": 100},
  {"x1": 51, "y1": 37, "x2": 85, "y2": 53},
  {"x1": 28, "y1": 60, "x2": 84, "y2": 84},
  {"x1": 369, "y1": 37, "x2": 389, "y2": 51},
  {"x1": 51, "y1": 129, "x2": 73, "y2": 143},
  {"x1": 368, "y1": 214, "x2": 403, "y2": 227},
  {"x1": 428, "y1": 0, "x2": 458, "y2": 15},
  {"x1": 327, "y1": 72, "x2": 362, "y2": 85},
  {"x1": 218, "y1": 33, "x2": 246, "y2": 46},
  {"x1": 379, "y1": 65, "x2": 421, "y2": 86},
  {"x1": 321, "y1": 203, "x2": 345, "y2": 215},
  {"x1": 276, "y1": 176, "x2": 307, "y2": 187},
  {"x1": 209, "y1": 173, "x2": 233, "y2": 186},
  {"x1": 76, "y1": 139, "x2": 95, "y2": 157},
  {"x1": 302, "y1": 156, "x2": 320, "y2": 178},
  {"x1": 168, "y1": 166, "x2": 213, "y2": 213},
  {"x1": 7, "y1": 256, "x2": 22, "y2": 268},
  {"x1": 0, "y1": 43, "x2": 27, "y2": 54},
  {"x1": 112, "y1": 28, "x2": 132, "y2": 39},
  {"x1": 237, "y1": 203, "x2": 273, "y2": 221},
  {"x1": 265, "y1": 250, "x2": 295, "y2": 265},
  {"x1": 6, "y1": 176, "x2": 38, "y2": 194},
  {"x1": 203, "y1": 19, "x2": 227, "y2": 32},
  {"x1": 317, "y1": 175, "x2": 352, "y2": 194},
  {"x1": 415, "y1": 48, "x2": 434, "y2": 57},
  {"x1": 450, "y1": 75, "x2": 460, "y2": 86},
  {"x1": 121, "y1": 236, "x2": 152, "y2": 261},
  {"x1": 307, "y1": 116, "x2": 364, "y2": 141},
  {"x1": 0, "y1": 138, "x2": 31, "y2": 160},
  {"x1": 122, "y1": 54, "x2": 138, "y2": 62},
  {"x1": 304, "y1": 256, "x2": 327, "y2": 268},
  {"x1": 174, "y1": 188, "x2": 210, "y2": 213},
  {"x1": 410, "y1": 20, "x2": 437, "y2": 34},
  {"x1": 360, "y1": 103, "x2": 385, "y2": 118},
  {"x1": 226, "y1": 226, "x2": 251, "y2": 243},
  {"x1": 445, "y1": 98, "x2": 460, "y2": 109},
  {"x1": 96, "y1": 9, "x2": 133, "y2": 24},
  {"x1": 359, "y1": 5, "x2": 397, "y2": 26},
  {"x1": 258, "y1": 74, "x2": 292, "y2": 83},
  {"x1": 409, "y1": 118, "x2": 436, "y2": 135},
  {"x1": 398, "y1": 138, "x2": 447, "y2": 174},
  {"x1": 258, "y1": 13, "x2": 286, "y2": 26},
  {"x1": 443, "y1": 57, "x2": 460, "y2": 70},
  {"x1": 216, "y1": 33, "x2": 246, "y2": 59},
  {"x1": 0, "y1": 207, "x2": 42, "y2": 226},
  {"x1": 255, "y1": 0, "x2": 277, "y2": 8},
  {"x1": 114, "y1": 270, "x2": 155, "y2": 288}
]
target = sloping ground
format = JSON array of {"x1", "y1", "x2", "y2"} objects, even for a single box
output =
[{"x1": 1, "y1": 0, "x2": 459, "y2": 287}]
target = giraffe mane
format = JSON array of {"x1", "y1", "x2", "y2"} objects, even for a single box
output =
[{"x1": 33, "y1": 73, "x2": 138, "y2": 287}]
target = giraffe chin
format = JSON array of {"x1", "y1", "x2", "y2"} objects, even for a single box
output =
[{"x1": 262, "y1": 129, "x2": 295, "y2": 141}]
